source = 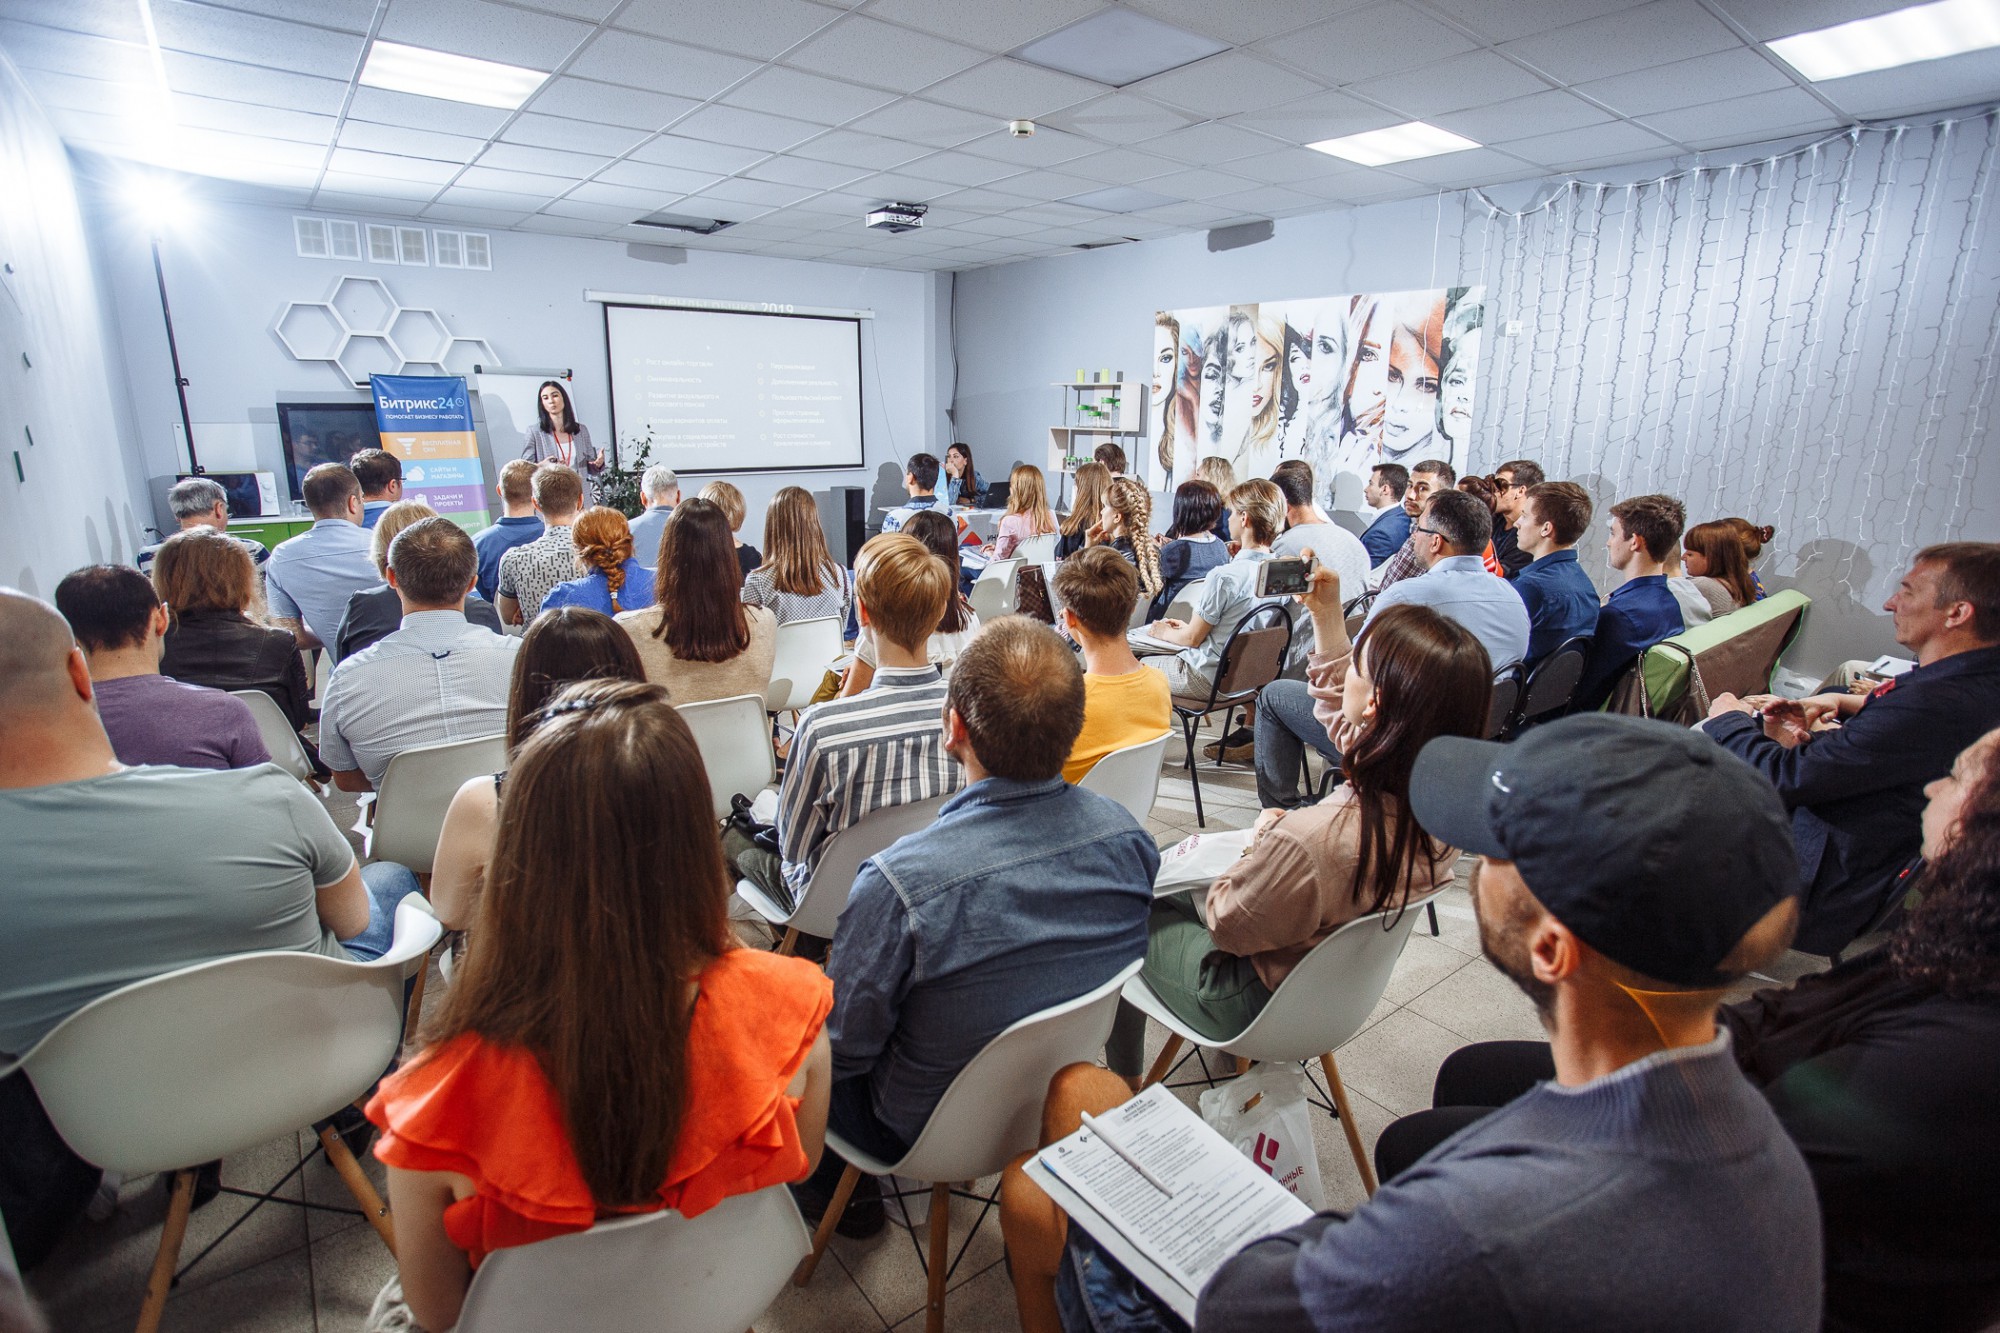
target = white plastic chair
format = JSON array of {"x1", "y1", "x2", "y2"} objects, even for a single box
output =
[
  {"x1": 455, "y1": 1184, "x2": 809, "y2": 1333},
  {"x1": 369, "y1": 733, "x2": 508, "y2": 874},
  {"x1": 795, "y1": 960, "x2": 1144, "y2": 1333},
  {"x1": 734, "y1": 794, "x2": 946, "y2": 953},
  {"x1": 1124, "y1": 891, "x2": 1443, "y2": 1197},
  {"x1": 1076, "y1": 731, "x2": 1171, "y2": 823},
  {"x1": 765, "y1": 616, "x2": 843, "y2": 713},
  {"x1": 229, "y1": 689, "x2": 316, "y2": 785},
  {"x1": 8, "y1": 899, "x2": 439, "y2": 1333},
  {"x1": 1012, "y1": 532, "x2": 1058, "y2": 564},
  {"x1": 676, "y1": 692, "x2": 777, "y2": 821},
  {"x1": 968, "y1": 557, "x2": 1023, "y2": 623}
]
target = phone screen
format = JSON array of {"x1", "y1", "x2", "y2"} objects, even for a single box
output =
[{"x1": 1258, "y1": 558, "x2": 1313, "y2": 597}]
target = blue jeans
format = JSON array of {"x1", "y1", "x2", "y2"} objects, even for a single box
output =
[
  {"x1": 1056, "y1": 1229, "x2": 1190, "y2": 1333},
  {"x1": 338, "y1": 861, "x2": 422, "y2": 962},
  {"x1": 1254, "y1": 679, "x2": 1342, "y2": 808}
]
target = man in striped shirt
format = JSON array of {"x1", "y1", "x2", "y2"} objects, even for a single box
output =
[{"x1": 733, "y1": 533, "x2": 963, "y2": 907}]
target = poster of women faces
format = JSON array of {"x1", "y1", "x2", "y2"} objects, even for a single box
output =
[{"x1": 1151, "y1": 287, "x2": 1484, "y2": 491}]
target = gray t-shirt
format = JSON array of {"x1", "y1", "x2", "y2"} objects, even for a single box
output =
[{"x1": 0, "y1": 764, "x2": 356, "y2": 1058}]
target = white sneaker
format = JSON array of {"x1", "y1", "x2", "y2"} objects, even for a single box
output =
[{"x1": 365, "y1": 1278, "x2": 422, "y2": 1333}]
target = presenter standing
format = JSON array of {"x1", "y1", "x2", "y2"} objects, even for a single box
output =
[{"x1": 522, "y1": 381, "x2": 605, "y2": 501}]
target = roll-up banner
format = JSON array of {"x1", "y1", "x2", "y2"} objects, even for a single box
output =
[{"x1": 369, "y1": 374, "x2": 489, "y2": 532}]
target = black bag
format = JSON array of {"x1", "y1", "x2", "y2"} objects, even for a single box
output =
[{"x1": 724, "y1": 793, "x2": 780, "y2": 855}]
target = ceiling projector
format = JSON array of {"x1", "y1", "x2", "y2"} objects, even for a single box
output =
[{"x1": 866, "y1": 202, "x2": 927, "y2": 233}]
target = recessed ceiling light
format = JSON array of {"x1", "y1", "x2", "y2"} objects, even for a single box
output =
[
  {"x1": 1307, "y1": 121, "x2": 1480, "y2": 167},
  {"x1": 359, "y1": 40, "x2": 548, "y2": 110},
  {"x1": 1013, "y1": 8, "x2": 1229, "y2": 88},
  {"x1": 1767, "y1": 0, "x2": 2000, "y2": 81},
  {"x1": 1067, "y1": 185, "x2": 1180, "y2": 213}
]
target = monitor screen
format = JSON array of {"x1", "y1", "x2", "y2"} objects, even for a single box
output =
[{"x1": 276, "y1": 401, "x2": 379, "y2": 500}]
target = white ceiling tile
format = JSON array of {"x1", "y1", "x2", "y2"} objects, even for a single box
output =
[
  {"x1": 190, "y1": 0, "x2": 379, "y2": 31},
  {"x1": 1500, "y1": 0, "x2": 1741, "y2": 84},
  {"x1": 1347, "y1": 50, "x2": 1554, "y2": 120},
  {"x1": 1143, "y1": 121, "x2": 1282, "y2": 165},
  {"x1": 1123, "y1": 0, "x2": 1368, "y2": 45},
  {"x1": 1706, "y1": 0, "x2": 1914, "y2": 42},
  {"x1": 523, "y1": 77, "x2": 698, "y2": 131},
  {"x1": 594, "y1": 158, "x2": 727, "y2": 193},
  {"x1": 567, "y1": 177, "x2": 702, "y2": 207},
  {"x1": 315, "y1": 173, "x2": 441, "y2": 202},
  {"x1": 1262, "y1": 2, "x2": 1481, "y2": 85},
  {"x1": 613, "y1": 0, "x2": 841, "y2": 59},
  {"x1": 500, "y1": 113, "x2": 651, "y2": 157},
  {"x1": 918, "y1": 58, "x2": 1107, "y2": 120},
  {"x1": 860, "y1": 0, "x2": 1101, "y2": 52},
  {"x1": 1226, "y1": 147, "x2": 1371, "y2": 184},
  {"x1": 720, "y1": 67, "x2": 899, "y2": 123},
  {"x1": 958, "y1": 124, "x2": 1097, "y2": 165},
  {"x1": 1498, "y1": 119, "x2": 1675, "y2": 166},
  {"x1": 2, "y1": 0, "x2": 149, "y2": 43},
  {"x1": 1813, "y1": 47, "x2": 2000, "y2": 119},
  {"x1": 432, "y1": 184, "x2": 563, "y2": 211},
  {"x1": 982, "y1": 168, "x2": 1102, "y2": 200},
  {"x1": 1142, "y1": 166, "x2": 1263, "y2": 200},
  {"x1": 1042, "y1": 91, "x2": 1194, "y2": 144},
  {"x1": 1431, "y1": 89, "x2": 1613, "y2": 144},
  {"x1": 161, "y1": 51, "x2": 350, "y2": 113},
  {"x1": 420, "y1": 203, "x2": 534, "y2": 226},
  {"x1": 1129, "y1": 51, "x2": 1323, "y2": 118},
  {"x1": 1573, "y1": 47, "x2": 1797, "y2": 117},
  {"x1": 15, "y1": 68, "x2": 155, "y2": 114},
  {"x1": 376, "y1": 0, "x2": 592, "y2": 70},
  {"x1": 1379, "y1": 147, "x2": 1544, "y2": 187},
  {"x1": 844, "y1": 97, "x2": 999, "y2": 147},
  {"x1": 845, "y1": 171, "x2": 961, "y2": 203},
  {"x1": 476, "y1": 143, "x2": 613, "y2": 177},
  {"x1": 1037, "y1": 149, "x2": 1177, "y2": 185},
  {"x1": 567, "y1": 30, "x2": 761, "y2": 98},
  {"x1": 741, "y1": 155, "x2": 872, "y2": 188},
  {"x1": 785, "y1": 128, "x2": 932, "y2": 169},
  {"x1": 948, "y1": 213, "x2": 1045, "y2": 237},
  {"x1": 1129, "y1": 199, "x2": 1235, "y2": 225},
  {"x1": 345, "y1": 85, "x2": 514, "y2": 137},
  {"x1": 173, "y1": 94, "x2": 336, "y2": 145},
  {"x1": 667, "y1": 104, "x2": 826, "y2": 150},
  {"x1": 510, "y1": 214, "x2": 618, "y2": 235},
  {"x1": 0, "y1": 21, "x2": 154, "y2": 80},
  {"x1": 1639, "y1": 88, "x2": 1845, "y2": 145},
  {"x1": 783, "y1": 188, "x2": 881, "y2": 214},
  {"x1": 453, "y1": 164, "x2": 572, "y2": 196},
  {"x1": 628, "y1": 133, "x2": 771, "y2": 173},
  {"x1": 689, "y1": 176, "x2": 822, "y2": 207},
  {"x1": 327, "y1": 146, "x2": 464, "y2": 183},
  {"x1": 177, "y1": 127, "x2": 328, "y2": 170},
  {"x1": 1225, "y1": 88, "x2": 1401, "y2": 143},
  {"x1": 542, "y1": 197, "x2": 651, "y2": 221},
  {"x1": 1422, "y1": 0, "x2": 1650, "y2": 43},
  {"x1": 896, "y1": 151, "x2": 1024, "y2": 186},
  {"x1": 338, "y1": 121, "x2": 487, "y2": 162},
  {"x1": 150, "y1": 2, "x2": 366, "y2": 77},
  {"x1": 781, "y1": 15, "x2": 986, "y2": 93}
]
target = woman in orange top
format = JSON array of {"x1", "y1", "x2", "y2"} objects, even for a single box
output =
[{"x1": 366, "y1": 680, "x2": 833, "y2": 1331}]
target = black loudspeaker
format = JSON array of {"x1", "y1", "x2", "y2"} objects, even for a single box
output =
[{"x1": 821, "y1": 486, "x2": 866, "y2": 565}]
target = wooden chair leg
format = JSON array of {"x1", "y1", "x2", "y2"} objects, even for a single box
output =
[
  {"x1": 135, "y1": 1168, "x2": 197, "y2": 1333},
  {"x1": 793, "y1": 1163, "x2": 859, "y2": 1286},
  {"x1": 319, "y1": 1124, "x2": 397, "y2": 1255},
  {"x1": 1234, "y1": 1055, "x2": 1252, "y2": 1075},
  {"x1": 777, "y1": 927, "x2": 800, "y2": 957},
  {"x1": 1319, "y1": 1052, "x2": 1378, "y2": 1197},
  {"x1": 1141, "y1": 1033, "x2": 1185, "y2": 1089},
  {"x1": 925, "y1": 1181, "x2": 951, "y2": 1333}
]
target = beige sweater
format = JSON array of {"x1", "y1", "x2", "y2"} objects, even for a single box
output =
[{"x1": 616, "y1": 604, "x2": 778, "y2": 706}]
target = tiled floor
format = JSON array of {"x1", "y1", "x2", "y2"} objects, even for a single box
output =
[{"x1": 24, "y1": 721, "x2": 1830, "y2": 1331}]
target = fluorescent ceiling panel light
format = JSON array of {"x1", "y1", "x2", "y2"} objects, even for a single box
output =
[
  {"x1": 1767, "y1": 0, "x2": 2000, "y2": 81},
  {"x1": 1307, "y1": 121, "x2": 1480, "y2": 166},
  {"x1": 1013, "y1": 8, "x2": 1229, "y2": 88},
  {"x1": 359, "y1": 40, "x2": 548, "y2": 111},
  {"x1": 1067, "y1": 185, "x2": 1180, "y2": 212},
  {"x1": 634, "y1": 210, "x2": 735, "y2": 235}
]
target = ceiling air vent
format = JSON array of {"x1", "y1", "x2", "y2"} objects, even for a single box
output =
[
  {"x1": 1074, "y1": 238, "x2": 1139, "y2": 250},
  {"x1": 634, "y1": 210, "x2": 735, "y2": 236}
]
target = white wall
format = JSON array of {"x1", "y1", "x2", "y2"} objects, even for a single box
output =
[
  {"x1": 952, "y1": 113, "x2": 2000, "y2": 675},
  {"x1": 81, "y1": 172, "x2": 953, "y2": 548},
  {"x1": 0, "y1": 57, "x2": 150, "y2": 597}
]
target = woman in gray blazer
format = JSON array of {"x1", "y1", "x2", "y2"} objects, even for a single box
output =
[{"x1": 522, "y1": 380, "x2": 605, "y2": 499}]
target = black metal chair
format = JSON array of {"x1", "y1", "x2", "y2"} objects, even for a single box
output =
[
  {"x1": 1487, "y1": 665, "x2": 1525, "y2": 739},
  {"x1": 1507, "y1": 636, "x2": 1591, "y2": 736},
  {"x1": 1172, "y1": 602, "x2": 1295, "y2": 827}
]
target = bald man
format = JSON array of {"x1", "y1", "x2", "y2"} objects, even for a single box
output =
[{"x1": 0, "y1": 589, "x2": 422, "y2": 1264}]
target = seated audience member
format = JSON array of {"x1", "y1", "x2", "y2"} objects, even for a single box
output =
[
  {"x1": 1269, "y1": 459, "x2": 1370, "y2": 596},
  {"x1": 882, "y1": 452, "x2": 946, "y2": 536},
  {"x1": 1715, "y1": 725, "x2": 2000, "y2": 1332},
  {"x1": 265, "y1": 463, "x2": 376, "y2": 649},
  {"x1": 1358, "y1": 462, "x2": 1412, "y2": 565},
  {"x1": 1, "y1": 589, "x2": 417, "y2": 1266},
  {"x1": 842, "y1": 509, "x2": 980, "y2": 694},
  {"x1": 1683, "y1": 519, "x2": 1756, "y2": 613},
  {"x1": 1053, "y1": 548, "x2": 1171, "y2": 784},
  {"x1": 700, "y1": 480, "x2": 760, "y2": 581},
  {"x1": 993, "y1": 464, "x2": 1058, "y2": 558},
  {"x1": 541, "y1": 506, "x2": 655, "y2": 616},
  {"x1": 470, "y1": 460, "x2": 543, "y2": 603},
  {"x1": 1193, "y1": 455, "x2": 1237, "y2": 541},
  {"x1": 742, "y1": 485, "x2": 854, "y2": 628},
  {"x1": 1150, "y1": 480, "x2": 1231, "y2": 621},
  {"x1": 1664, "y1": 543, "x2": 1723, "y2": 627},
  {"x1": 1703, "y1": 543, "x2": 2000, "y2": 954},
  {"x1": 53, "y1": 565, "x2": 268, "y2": 771},
  {"x1": 626, "y1": 463, "x2": 680, "y2": 560},
  {"x1": 136, "y1": 476, "x2": 268, "y2": 574},
  {"x1": 1055, "y1": 461, "x2": 1112, "y2": 560},
  {"x1": 1369, "y1": 458, "x2": 1456, "y2": 593},
  {"x1": 1088, "y1": 476, "x2": 1163, "y2": 605},
  {"x1": 322, "y1": 519, "x2": 519, "y2": 792},
  {"x1": 1250, "y1": 556, "x2": 1356, "y2": 810},
  {"x1": 1456, "y1": 477, "x2": 1509, "y2": 577},
  {"x1": 1093, "y1": 440, "x2": 1128, "y2": 477},
  {"x1": 798, "y1": 618, "x2": 1157, "y2": 1235},
  {"x1": 616, "y1": 499, "x2": 777, "y2": 706},
  {"x1": 1366, "y1": 489, "x2": 1530, "y2": 671},
  {"x1": 367, "y1": 682, "x2": 832, "y2": 1332},
  {"x1": 1009, "y1": 713, "x2": 1818, "y2": 1333},
  {"x1": 1105, "y1": 602, "x2": 1487, "y2": 1080},
  {"x1": 1488, "y1": 459, "x2": 1544, "y2": 578},
  {"x1": 335, "y1": 501, "x2": 503, "y2": 663},
  {"x1": 1143, "y1": 479, "x2": 1287, "y2": 702},
  {"x1": 430, "y1": 609, "x2": 645, "y2": 930},
  {"x1": 730, "y1": 534, "x2": 961, "y2": 910},
  {"x1": 153, "y1": 529, "x2": 312, "y2": 734},
  {"x1": 351, "y1": 448, "x2": 403, "y2": 528},
  {"x1": 944, "y1": 441, "x2": 986, "y2": 508},
  {"x1": 496, "y1": 464, "x2": 583, "y2": 626},
  {"x1": 1511, "y1": 480, "x2": 1601, "y2": 668},
  {"x1": 1572, "y1": 493, "x2": 1686, "y2": 711},
  {"x1": 1724, "y1": 517, "x2": 1775, "y2": 599}
]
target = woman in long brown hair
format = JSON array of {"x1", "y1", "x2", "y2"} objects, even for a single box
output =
[
  {"x1": 993, "y1": 463, "x2": 1058, "y2": 559},
  {"x1": 543, "y1": 506, "x2": 655, "y2": 616},
  {"x1": 367, "y1": 681, "x2": 833, "y2": 1331},
  {"x1": 1088, "y1": 476, "x2": 1163, "y2": 601},
  {"x1": 617, "y1": 497, "x2": 776, "y2": 705},
  {"x1": 153, "y1": 528, "x2": 313, "y2": 731},
  {"x1": 1722, "y1": 516, "x2": 1775, "y2": 599},
  {"x1": 743, "y1": 485, "x2": 853, "y2": 628},
  {"x1": 1683, "y1": 520, "x2": 1756, "y2": 611},
  {"x1": 840, "y1": 508, "x2": 979, "y2": 696},
  {"x1": 1055, "y1": 460, "x2": 1112, "y2": 559}
]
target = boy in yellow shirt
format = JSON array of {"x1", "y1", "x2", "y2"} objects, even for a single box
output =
[{"x1": 1053, "y1": 547, "x2": 1172, "y2": 784}]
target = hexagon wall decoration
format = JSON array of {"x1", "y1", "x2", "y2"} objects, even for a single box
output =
[{"x1": 273, "y1": 275, "x2": 498, "y2": 385}]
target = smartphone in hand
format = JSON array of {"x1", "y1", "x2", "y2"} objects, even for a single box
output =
[{"x1": 1255, "y1": 556, "x2": 1317, "y2": 598}]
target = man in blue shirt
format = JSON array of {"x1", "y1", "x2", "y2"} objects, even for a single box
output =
[
  {"x1": 264, "y1": 463, "x2": 377, "y2": 650},
  {"x1": 1511, "y1": 480, "x2": 1601, "y2": 667},
  {"x1": 470, "y1": 460, "x2": 544, "y2": 603},
  {"x1": 880, "y1": 451, "x2": 944, "y2": 534},
  {"x1": 1368, "y1": 489, "x2": 1529, "y2": 671},
  {"x1": 625, "y1": 464, "x2": 680, "y2": 563},
  {"x1": 797, "y1": 617, "x2": 1157, "y2": 1237},
  {"x1": 350, "y1": 448, "x2": 402, "y2": 529},
  {"x1": 1359, "y1": 462, "x2": 1413, "y2": 565},
  {"x1": 1572, "y1": 494, "x2": 1686, "y2": 712}
]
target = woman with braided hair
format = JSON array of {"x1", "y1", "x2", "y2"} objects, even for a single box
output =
[
  {"x1": 1088, "y1": 476, "x2": 1162, "y2": 603},
  {"x1": 541, "y1": 507, "x2": 654, "y2": 616}
]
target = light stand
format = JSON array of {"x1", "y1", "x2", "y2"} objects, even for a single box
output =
[{"x1": 148, "y1": 231, "x2": 198, "y2": 473}]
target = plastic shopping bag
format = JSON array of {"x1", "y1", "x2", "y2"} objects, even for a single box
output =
[
  {"x1": 1198, "y1": 1063, "x2": 1327, "y2": 1209},
  {"x1": 1153, "y1": 828, "x2": 1254, "y2": 895}
]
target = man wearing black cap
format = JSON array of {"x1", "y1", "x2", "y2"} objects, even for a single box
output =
[{"x1": 1183, "y1": 715, "x2": 1821, "y2": 1332}]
